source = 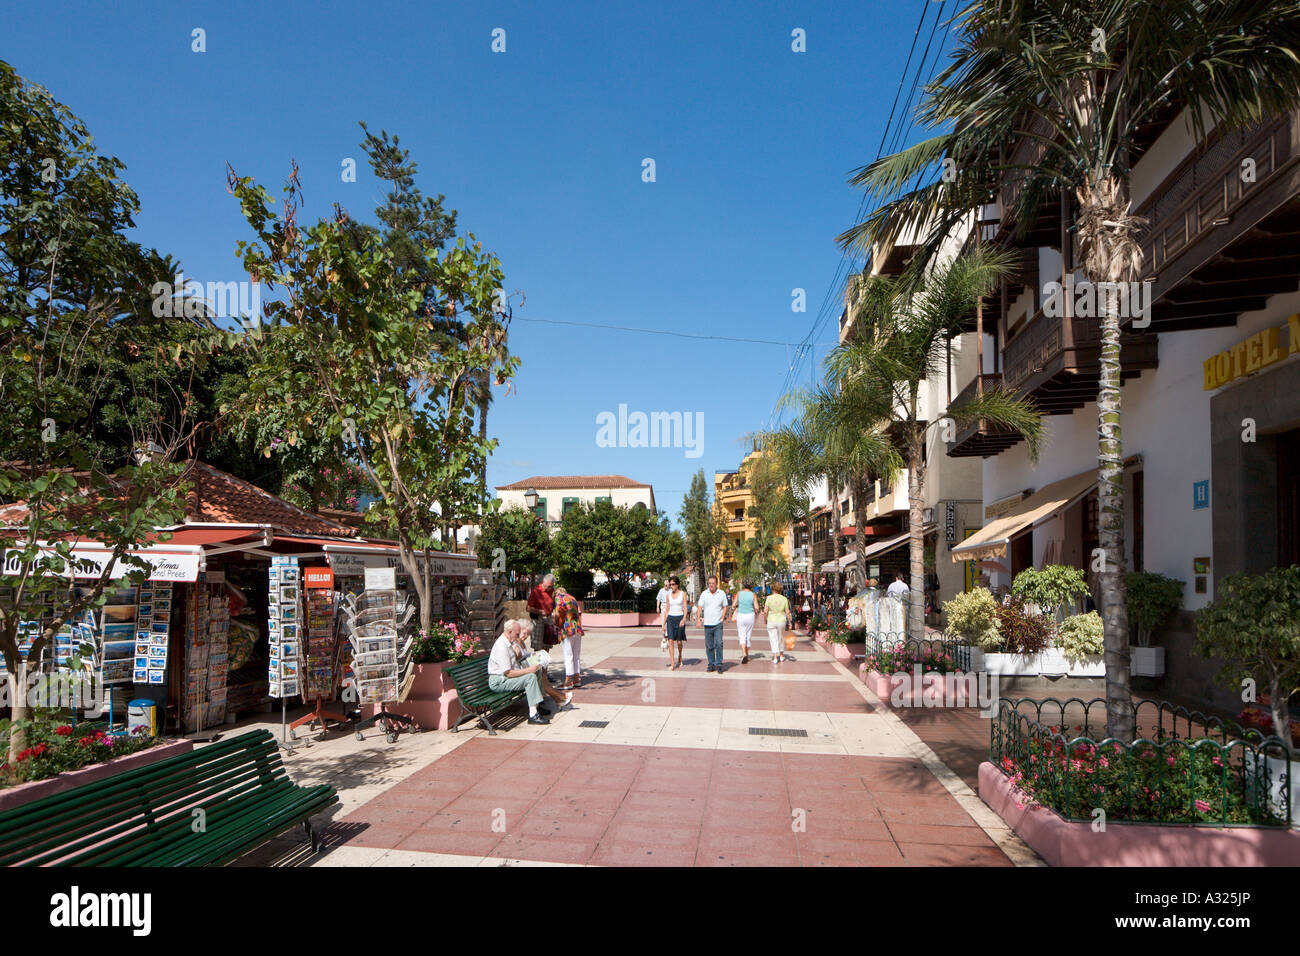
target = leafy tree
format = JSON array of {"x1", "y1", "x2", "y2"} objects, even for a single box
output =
[
  {"x1": 844, "y1": 0, "x2": 1300, "y2": 739},
  {"x1": 223, "y1": 153, "x2": 515, "y2": 631},
  {"x1": 0, "y1": 61, "x2": 193, "y2": 762},
  {"x1": 736, "y1": 526, "x2": 787, "y2": 585},
  {"x1": 823, "y1": 251, "x2": 1044, "y2": 641},
  {"x1": 474, "y1": 506, "x2": 554, "y2": 580},
  {"x1": 555, "y1": 500, "x2": 683, "y2": 600},
  {"x1": 679, "y1": 469, "x2": 726, "y2": 582},
  {"x1": 1195, "y1": 567, "x2": 1300, "y2": 747}
]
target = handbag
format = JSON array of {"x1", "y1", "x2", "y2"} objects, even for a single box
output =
[
  {"x1": 784, "y1": 632, "x2": 796, "y2": 650},
  {"x1": 543, "y1": 620, "x2": 560, "y2": 647}
]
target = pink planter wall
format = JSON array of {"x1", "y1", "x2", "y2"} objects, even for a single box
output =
[
  {"x1": 829, "y1": 642, "x2": 864, "y2": 664},
  {"x1": 860, "y1": 668, "x2": 980, "y2": 707},
  {"x1": 978, "y1": 761, "x2": 1300, "y2": 866},
  {"x1": 0, "y1": 738, "x2": 193, "y2": 814},
  {"x1": 581, "y1": 612, "x2": 642, "y2": 627},
  {"x1": 368, "y1": 660, "x2": 462, "y2": 731}
]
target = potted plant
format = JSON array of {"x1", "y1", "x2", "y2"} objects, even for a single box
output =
[
  {"x1": 1052, "y1": 611, "x2": 1105, "y2": 677},
  {"x1": 1195, "y1": 567, "x2": 1300, "y2": 748},
  {"x1": 986, "y1": 598, "x2": 1051, "y2": 675},
  {"x1": 400, "y1": 621, "x2": 483, "y2": 729},
  {"x1": 1011, "y1": 565, "x2": 1090, "y2": 622},
  {"x1": 942, "y1": 587, "x2": 1000, "y2": 672},
  {"x1": 1125, "y1": 571, "x2": 1184, "y2": 677},
  {"x1": 809, "y1": 613, "x2": 829, "y2": 642}
]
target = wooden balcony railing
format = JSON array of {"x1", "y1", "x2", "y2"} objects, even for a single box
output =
[{"x1": 1136, "y1": 114, "x2": 1295, "y2": 279}]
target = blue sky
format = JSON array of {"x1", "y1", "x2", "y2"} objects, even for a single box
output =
[{"x1": 6, "y1": 0, "x2": 952, "y2": 524}]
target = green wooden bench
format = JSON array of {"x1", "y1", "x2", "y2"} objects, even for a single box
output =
[
  {"x1": 447, "y1": 655, "x2": 527, "y2": 735},
  {"x1": 0, "y1": 729, "x2": 337, "y2": 866}
]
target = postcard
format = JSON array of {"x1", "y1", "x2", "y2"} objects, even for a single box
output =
[
  {"x1": 148, "y1": 670, "x2": 165, "y2": 684},
  {"x1": 279, "y1": 585, "x2": 298, "y2": 604},
  {"x1": 280, "y1": 605, "x2": 297, "y2": 622},
  {"x1": 134, "y1": 669, "x2": 148, "y2": 683},
  {"x1": 280, "y1": 624, "x2": 298, "y2": 641},
  {"x1": 104, "y1": 605, "x2": 137, "y2": 624},
  {"x1": 148, "y1": 657, "x2": 166, "y2": 669},
  {"x1": 150, "y1": 622, "x2": 168, "y2": 635},
  {"x1": 268, "y1": 604, "x2": 280, "y2": 620},
  {"x1": 103, "y1": 623, "x2": 136, "y2": 640}
]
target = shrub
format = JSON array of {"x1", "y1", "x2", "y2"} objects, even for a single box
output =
[
  {"x1": 1195, "y1": 566, "x2": 1300, "y2": 746},
  {"x1": 1126, "y1": 571, "x2": 1185, "y2": 647},
  {"x1": 412, "y1": 621, "x2": 480, "y2": 664},
  {"x1": 556, "y1": 568, "x2": 594, "y2": 599},
  {"x1": 1056, "y1": 611, "x2": 1104, "y2": 663},
  {"x1": 995, "y1": 599, "x2": 1052, "y2": 654},
  {"x1": 1012, "y1": 565, "x2": 1090, "y2": 618},
  {"x1": 0, "y1": 720, "x2": 156, "y2": 787},
  {"x1": 943, "y1": 588, "x2": 1001, "y2": 650},
  {"x1": 863, "y1": 639, "x2": 962, "y2": 675}
]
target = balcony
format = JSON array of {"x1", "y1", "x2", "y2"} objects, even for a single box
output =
[
  {"x1": 947, "y1": 374, "x2": 1023, "y2": 458},
  {"x1": 1134, "y1": 112, "x2": 1300, "y2": 332}
]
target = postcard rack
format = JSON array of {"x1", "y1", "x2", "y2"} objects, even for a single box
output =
[{"x1": 346, "y1": 588, "x2": 418, "y2": 744}]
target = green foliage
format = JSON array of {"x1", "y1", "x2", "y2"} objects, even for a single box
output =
[
  {"x1": 943, "y1": 587, "x2": 1002, "y2": 650},
  {"x1": 1057, "y1": 612, "x2": 1105, "y2": 664},
  {"x1": 475, "y1": 507, "x2": 554, "y2": 577},
  {"x1": 554, "y1": 500, "x2": 683, "y2": 600},
  {"x1": 1126, "y1": 571, "x2": 1185, "y2": 647},
  {"x1": 736, "y1": 526, "x2": 787, "y2": 583},
  {"x1": 1012, "y1": 565, "x2": 1090, "y2": 618},
  {"x1": 0, "y1": 62, "x2": 194, "y2": 764},
  {"x1": 994, "y1": 599, "x2": 1053, "y2": 655},
  {"x1": 1, "y1": 720, "x2": 156, "y2": 787},
  {"x1": 411, "y1": 620, "x2": 479, "y2": 664},
  {"x1": 679, "y1": 470, "x2": 725, "y2": 580},
  {"x1": 556, "y1": 568, "x2": 595, "y2": 600},
  {"x1": 1195, "y1": 566, "x2": 1300, "y2": 744}
]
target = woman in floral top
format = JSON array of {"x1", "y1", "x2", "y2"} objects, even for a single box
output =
[{"x1": 553, "y1": 587, "x2": 585, "y2": 689}]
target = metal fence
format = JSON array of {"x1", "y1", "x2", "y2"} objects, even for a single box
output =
[{"x1": 990, "y1": 697, "x2": 1293, "y2": 827}]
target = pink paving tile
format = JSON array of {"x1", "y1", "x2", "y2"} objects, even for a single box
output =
[
  {"x1": 489, "y1": 834, "x2": 598, "y2": 865},
  {"x1": 396, "y1": 827, "x2": 506, "y2": 857},
  {"x1": 697, "y1": 844, "x2": 800, "y2": 867},
  {"x1": 878, "y1": 804, "x2": 983, "y2": 828},
  {"x1": 886, "y1": 822, "x2": 997, "y2": 847},
  {"x1": 589, "y1": 841, "x2": 699, "y2": 867},
  {"x1": 600, "y1": 822, "x2": 701, "y2": 850},
  {"x1": 897, "y1": 843, "x2": 1012, "y2": 866},
  {"x1": 797, "y1": 836, "x2": 906, "y2": 866}
]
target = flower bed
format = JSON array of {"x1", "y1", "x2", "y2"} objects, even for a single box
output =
[
  {"x1": 990, "y1": 697, "x2": 1292, "y2": 827},
  {"x1": 1, "y1": 723, "x2": 159, "y2": 789}
]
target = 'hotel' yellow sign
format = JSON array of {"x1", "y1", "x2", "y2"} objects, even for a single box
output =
[{"x1": 1203, "y1": 315, "x2": 1300, "y2": 390}]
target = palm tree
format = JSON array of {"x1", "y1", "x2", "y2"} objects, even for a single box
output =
[
  {"x1": 825, "y1": 250, "x2": 1044, "y2": 641},
  {"x1": 737, "y1": 526, "x2": 787, "y2": 584},
  {"x1": 842, "y1": 0, "x2": 1300, "y2": 737}
]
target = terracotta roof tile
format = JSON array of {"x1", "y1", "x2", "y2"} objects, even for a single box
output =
[
  {"x1": 183, "y1": 461, "x2": 354, "y2": 536},
  {"x1": 495, "y1": 475, "x2": 652, "y2": 491}
]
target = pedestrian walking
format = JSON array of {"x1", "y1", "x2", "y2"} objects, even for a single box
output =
[
  {"x1": 663, "y1": 575, "x2": 690, "y2": 670},
  {"x1": 764, "y1": 580, "x2": 791, "y2": 664},
  {"x1": 732, "y1": 579, "x2": 757, "y2": 664},
  {"x1": 553, "y1": 586, "x2": 584, "y2": 688},
  {"x1": 696, "y1": 575, "x2": 728, "y2": 673}
]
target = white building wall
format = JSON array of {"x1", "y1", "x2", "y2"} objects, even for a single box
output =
[{"x1": 981, "y1": 289, "x2": 1300, "y2": 610}]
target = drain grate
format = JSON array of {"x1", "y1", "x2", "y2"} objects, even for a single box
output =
[
  {"x1": 578, "y1": 720, "x2": 610, "y2": 729},
  {"x1": 748, "y1": 727, "x2": 808, "y2": 737}
]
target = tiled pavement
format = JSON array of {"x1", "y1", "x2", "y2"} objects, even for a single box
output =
[{"x1": 230, "y1": 626, "x2": 1041, "y2": 867}]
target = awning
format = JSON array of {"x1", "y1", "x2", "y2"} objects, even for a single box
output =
[
  {"x1": 3, "y1": 542, "x2": 204, "y2": 582},
  {"x1": 951, "y1": 469, "x2": 1098, "y2": 563},
  {"x1": 820, "y1": 525, "x2": 934, "y2": 571},
  {"x1": 322, "y1": 543, "x2": 477, "y2": 578}
]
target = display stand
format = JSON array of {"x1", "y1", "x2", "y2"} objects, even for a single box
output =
[
  {"x1": 289, "y1": 573, "x2": 347, "y2": 742},
  {"x1": 267, "y1": 557, "x2": 305, "y2": 752},
  {"x1": 347, "y1": 575, "x2": 418, "y2": 744}
]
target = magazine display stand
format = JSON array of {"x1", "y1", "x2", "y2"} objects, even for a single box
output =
[
  {"x1": 289, "y1": 581, "x2": 347, "y2": 742},
  {"x1": 347, "y1": 586, "x2": 418, "y2": 744}
]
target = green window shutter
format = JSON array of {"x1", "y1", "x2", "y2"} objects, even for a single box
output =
[
  {"x1": 532, "y1": 497, "x2": 547, "y2": 520},
  {"x1": 595, "y1": 496, "x2": 611, "y2": 505},
  {"x1": 562, "y1": 496, "x2": 580, "y2": 516}
]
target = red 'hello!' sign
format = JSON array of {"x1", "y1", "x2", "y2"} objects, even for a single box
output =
[{"x1": 303, "y1": 567, "x2": 334, "y2": 589}]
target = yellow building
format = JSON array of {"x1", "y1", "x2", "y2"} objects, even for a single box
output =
[{"x1": 714, "y1": 448, "x2": 789, "y2": 581}]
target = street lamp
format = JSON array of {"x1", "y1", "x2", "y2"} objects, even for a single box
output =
[{"x1": 524, "y1": 487, "x2": 539, "y2": 510}]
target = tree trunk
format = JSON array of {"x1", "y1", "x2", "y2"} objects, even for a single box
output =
[
  {"x1": 908, "y1": 437, "x2": 927, "y2": 643},
  {"x1": 1097, "y1": 294, "x2": 1134, "y2": 740},
  {"x1": 830, "y1": 481, "x2": 843, "y2": 617},
  {"x1": 1269, "y1": 676, "x2": 1291, "y2": 753},
  {"x1": 8, "y1": 660, "x2": 29, "y2": 766},
  {"x1": 853, "y1": 478, "x2": 868, "y2": 595}
]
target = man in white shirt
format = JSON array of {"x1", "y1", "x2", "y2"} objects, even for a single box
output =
[
  {"x1": 696, "y1": 575, "x2": 730, "y2": 673},
  {"x1": 656, "y1": 582, "x2": 670, "y2": 638},
  {"x1": 886, "y1": 572, "x2": 910, "y2": 600},
  {"x1": 486, "y1": 620, "x2": 570, "y2": 725}
]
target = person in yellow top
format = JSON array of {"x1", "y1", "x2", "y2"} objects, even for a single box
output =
[{"x1": 763, "y1": 581, "x2": 791, "y2": 664}]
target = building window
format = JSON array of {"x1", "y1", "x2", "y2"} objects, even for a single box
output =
[
  {"x1": 532, "y1": 497, "x2": 547, "y2": 521},
  {"x1": 1132, "y1": 471, "x2": 1144, "y2": 573},
  {"x1": 562, "y1": 497, "x2": 579, "y2": 516},
  {"x1": 734, "y1": 508, "x2": 744, "y2": 521},
  {"x1": 595, "y1": 496, "x2": 611, "y2": 505}
]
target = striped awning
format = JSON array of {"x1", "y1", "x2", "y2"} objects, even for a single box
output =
[{"x1": 951, "y1": 470, "x2": 1098, "y2": 563}]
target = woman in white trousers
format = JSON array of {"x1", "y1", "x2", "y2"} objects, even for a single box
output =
[{"x1": 732, "y1": 582, "x2": 758, "y2": 664}]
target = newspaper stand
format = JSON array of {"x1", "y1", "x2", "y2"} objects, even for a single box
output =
[{"x1": 348, "y1": 589, "x2": 418, "y2": 743}]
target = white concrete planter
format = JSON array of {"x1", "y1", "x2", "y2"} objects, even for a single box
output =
[
  {"x1": 1130, "y1": 646, "x2": 1166, "y2": 677},
  {"x1": 1245, "y1": 752, "x2": 1300, "y2": 824},
  {"x1": 964, "y1": 646, "x2": 986, "y2": 672},
  {"x1": 1039, "y1": 649, "x2": 1069, "y2": 676},
  {"x1": 1065, "y1": 655, "x2": 1105, "y2": 678},
  {"x1": 983, "y1": 652, "x2": 1041, "y2": 676}
]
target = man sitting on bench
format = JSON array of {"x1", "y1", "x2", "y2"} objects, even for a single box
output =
[{"x1": 487, "y1": 619, "x2": 572, "y2": 725}]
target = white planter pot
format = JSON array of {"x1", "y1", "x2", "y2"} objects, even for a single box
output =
[
  {"x1": 1039, "y1": 649, "x2": 1069, "y2": 676},
  {"x1": 1130, "y1": 646, "x2": 1165, "y2": 677},
  {"x1": 1244, "y1": 752, "x2": 1300, "y2": 823},
  {"x1": 1065, "y1": 655, "x2": 1105, "y2": 678},
  {"x1": 984, "y1": 652, "x2": 1041, "y2": 676},
  {"x1": 964, "y1": 646, "x2": 986, "y2": 672}
]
